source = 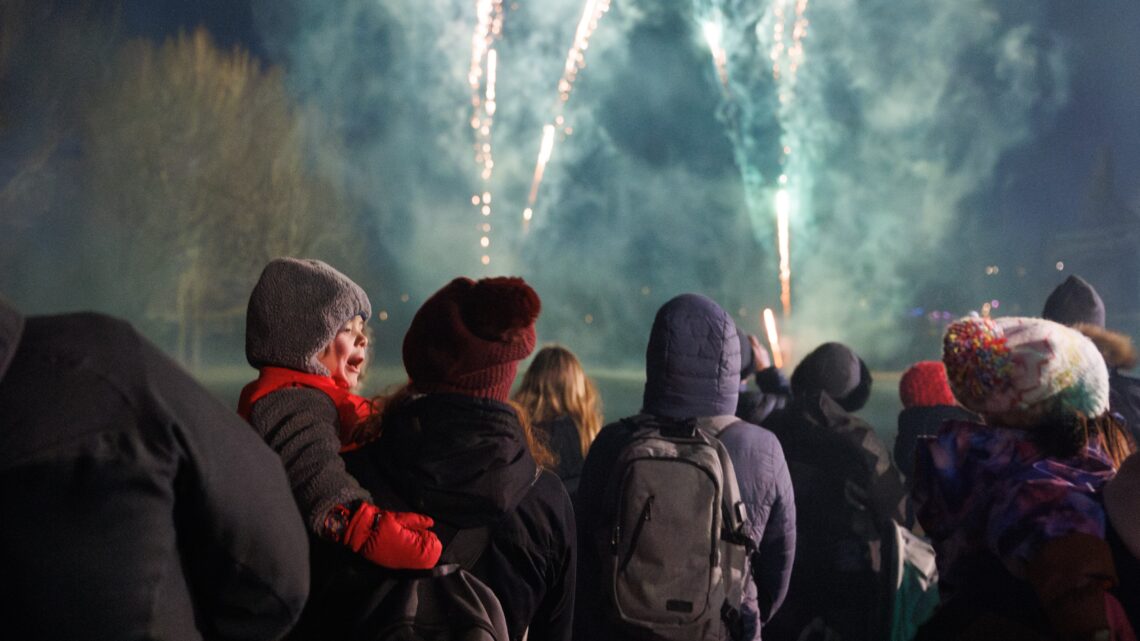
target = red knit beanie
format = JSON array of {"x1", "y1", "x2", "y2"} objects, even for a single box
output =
[
  {"x1": 899, "y1": 360, "x2": 956, "y2": 408},
  {"x1": 403, "y1": 276, "x2": 541, "y2": 401}
]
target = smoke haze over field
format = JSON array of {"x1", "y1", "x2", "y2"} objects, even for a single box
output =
[{"x1": 2, "y1": 0, "x2": 1139, "y2": 374}]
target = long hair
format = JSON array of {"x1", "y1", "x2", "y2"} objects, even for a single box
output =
[
  {"x1": 1033, "y1": 408, "x2": 1136, "y2": 469},
  {"x1": 362, "y1": 382, "x2": 556, "y2": 469},
  {"x1": 513, "y1": 344, "x2": 603, "y2": 458}
]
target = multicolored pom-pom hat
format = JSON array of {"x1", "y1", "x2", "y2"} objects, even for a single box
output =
[{"x1": 942, "y1": 315, "x2": 1109, "y2": 423}]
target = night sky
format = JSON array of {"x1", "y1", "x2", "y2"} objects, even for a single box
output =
[{"x1": 3, "y1": 0, "x2": 1139, "y2": 372}]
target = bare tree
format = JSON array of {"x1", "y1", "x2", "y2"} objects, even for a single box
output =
[{"x1": 83, "y1": 28, "x2": 356, "y2": 365}]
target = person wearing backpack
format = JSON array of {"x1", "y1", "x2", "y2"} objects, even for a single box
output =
[
  {"x1": 298, "y1": 276, "x2": 576, "y2": 641},
  {"x1": 574, "y1": 293, "x2": 796, "y2": 641}
]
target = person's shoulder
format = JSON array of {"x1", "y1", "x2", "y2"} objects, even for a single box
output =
[
  {"x1": 250, "y1": 386, "x2": 340, "y2": 421},
  {"x1": 722, "y1": 420, "x2": 788, "y2": 469},
  {"x1": 26, "y1": 311, "x2": 141, "y2": 357}
]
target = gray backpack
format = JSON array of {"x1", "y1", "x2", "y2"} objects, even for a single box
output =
[{"x1": 598, "y1": 415, "x2": 754, "y2": 641}]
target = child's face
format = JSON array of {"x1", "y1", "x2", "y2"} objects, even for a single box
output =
[{"x1": 317, "y1": 316, "x2": 369, "y2": 389}]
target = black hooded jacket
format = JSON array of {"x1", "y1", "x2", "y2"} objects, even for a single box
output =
[
  {"x1": 0, "y1": 305, "x2": 309, "y2": 640},
  {"x1": 345, "y1": 394, "x2": 576, "y2": 641}
]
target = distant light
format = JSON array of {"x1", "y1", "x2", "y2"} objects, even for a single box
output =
[
  {"x1": 523, "y1": 208, "x2": 533, "y2": 221},
  {"x1": 481, "y1": 205, "x2": 491, "y2": 216},
  {"x1": 584, "y1": 314, "x2": 594, "y2": 324},
  {"x1": 378, "y1": 310, "x2": 389, "y2": 321},
  {"x1": 482, "y1": 223, "x2": 491, "y2": 232},
  {"x1": 738, "y1": 307, "x2": 748, "y2": 318},
  {"x1": 471, "y1": 195, "x2": 481, "y2": 206},
  {"x1": 480, "y1": 236, "x2": 490, "y2": 248},
  {"x1": 482, "y1": 192, "x2": 492, "y2": 204},
  {"x1": 1056, "y1": 261, "x2": 1065, "y2": 271},
  {"x1": 910, "y1": 307, "x2": 925, "y2": 317},
  {"x1": 640, "y1": 286, "x2": 651, "y2": 296},
  {"x1": 481, "y1": 255, "x2": 491, "y2": 265},
  {"x1": 991, "y1": 299, "x2": 1000, "y2": 309},
  {"x1": 778, "y1": 174, "x2": 788, "y2": 185},
  {"x1": 400, "y1": 293, "x2": 410, "y2": 303}
]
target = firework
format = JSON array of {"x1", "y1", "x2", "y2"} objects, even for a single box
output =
[
  {"x1": 523, "y1": 0, "x2": 611, "y2": 223},
  {"x1": 775, "y1": 187, "x2": 792, "y2": 316},
  {"x1": 526, "y1": 124, "x2": 558, "y2": 218},
  {"x1": 701, "y1": 18, "x2": 729, "y2": 89},
  {"x1": 763, "y1": 308, "x2": 784, "y2": 369}
]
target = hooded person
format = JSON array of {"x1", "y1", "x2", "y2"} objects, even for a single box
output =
[
  {"x1": 1043, "y1": 274, "x2": 1140, "y2": 445},
  {"x1": 912, "y1": 315, "x2": 1136, "y2": 641},
  {"x1": 0, "y1": 297, "x2": 309, "y2": 640},
  {"x1": 762, "y1": 341, "x2": 906, "y2": 641},
  {"x1": 334, "y1": 276, "x2": 576, "y2": 641},
  {"x1": 574, "y1": 293, "x2": 796, "y2": 641},
  {"x1": 238, "y1": 257, "x2": 441, "y2": 572}
]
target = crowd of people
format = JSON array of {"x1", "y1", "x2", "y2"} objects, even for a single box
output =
[{"x1": 2, "y1": 260, "x2": 1140, "y2": 641}]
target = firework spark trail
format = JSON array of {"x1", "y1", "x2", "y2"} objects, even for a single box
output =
[
  {"x1": 775, "y1": 187, "x2": 792, "y2": 317},
  {"x1": 468, "y1": 0, "x2": 503, "y2": 265},
  {"x1": 700, "y1": 17, "x2": 729, "y2": 90},
  {"x1": 696, "y1": 0, "x2": 809, "y2": 316},
  {"x1": 524, "y1": 124, "x2": 558, "y2": 226},
  {"x1": 763, "y1": 308, "x2": 784, "y2": 368},
  {"x1": 522, "y1": 0, "x2": 611, "y2": 226}
]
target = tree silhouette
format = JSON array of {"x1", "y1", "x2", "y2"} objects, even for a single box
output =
[{"x1": 83, "y1": 28, "x2": 355, "y2": 365}]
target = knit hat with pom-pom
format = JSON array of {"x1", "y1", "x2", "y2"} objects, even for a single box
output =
[
  {"x1": 942, "y1": 315, "x2": 1109, "y2": 423},
  {"x1": 403, "y1": 276, "x2": 541, "y2": 401},
  {"x1": 899, "y1": 361, "x2": 957, "y2": 409}
]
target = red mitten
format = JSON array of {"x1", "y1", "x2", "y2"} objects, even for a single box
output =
[{"x1": 342, "y1": 502, "x2": 442, "y2": 569}]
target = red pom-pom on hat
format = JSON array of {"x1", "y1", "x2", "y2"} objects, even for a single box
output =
[
  {"x1": 461, "y1": 277, "x2": 542, "y2": 342},
  {"x1": 403, "y1": 276, "x2": 541, "y2": 401}
]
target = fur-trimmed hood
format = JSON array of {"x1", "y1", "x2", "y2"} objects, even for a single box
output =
[{"x1": 1075, "y1": 323, "x2": 1138, "y2": 370}]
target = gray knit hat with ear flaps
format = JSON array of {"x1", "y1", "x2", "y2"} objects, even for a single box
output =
[{"x1": 245, "y1": 258, "x2": 371, "y2": 376}]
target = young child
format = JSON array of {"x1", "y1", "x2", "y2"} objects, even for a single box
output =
[{"x1": 238, "y1": 257, "x2": 440, "y2": 569}]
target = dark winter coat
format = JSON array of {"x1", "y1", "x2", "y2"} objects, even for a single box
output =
[
  {"x1": 1110, "y1": 369, "x2": 1140, "y2": 444},
  {"x1": 536, "y1": 415, "x2": 585, "y2": 496},
  {"x1": 245, "y1": 386, "x2": 371, "y2": 533},
  {"x1": 893, "y1": 405, "x2": 978, "y2": 481},
  {"x1": 575, "y1": 293, "x2": 796, "y2": 641},
  {"x1": 342, "y1": 394, "x2": 576, "y2": 641},
  {"x1": 762, "y1": 392, "x2": 907, "y2": 641},
  {"x1": 0, "y1": 306, "x2": 309, "y2": 640}
]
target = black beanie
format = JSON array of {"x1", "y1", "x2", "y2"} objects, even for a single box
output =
[
  {"x1": 1042, "y1": 275, "x2": 1106, "y2": 328},
  {"x1": 791, "y1": 342, "x2": 873, "y2": 412}
]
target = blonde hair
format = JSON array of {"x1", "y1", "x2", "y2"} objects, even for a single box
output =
[{"x1": 513, "y1": 344, "x2": 603, "y2": 458}]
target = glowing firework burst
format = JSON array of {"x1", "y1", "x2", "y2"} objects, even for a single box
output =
[
  {"x1": 468, "y1": 0, "x2": 504, "y2": 265},
  {"x1": 523, "y1": 0, "x2": 611, "y2": 226},
  {"x1": 775, "y1": 187, "x2": 791, "y2": 317},
  {"x1": 695, "y1": 0, "x2": 810, "y2": 317}
]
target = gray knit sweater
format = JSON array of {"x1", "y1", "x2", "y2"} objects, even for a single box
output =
[{"x1": 248, "y1": 387, "x2": 371, "y2": 533}]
